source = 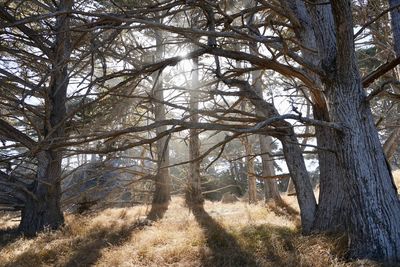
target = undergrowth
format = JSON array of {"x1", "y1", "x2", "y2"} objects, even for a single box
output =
[{"x1": 0, "y1": 196, "x2": 379, "y2": 266}]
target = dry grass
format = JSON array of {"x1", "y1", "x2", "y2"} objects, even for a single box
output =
[
  {"x1": 393, "y1": 170, "x2": 400, "y2": 193},
  {"x1": 0, "y1": 197, "x2": 380, "y2": 267}
]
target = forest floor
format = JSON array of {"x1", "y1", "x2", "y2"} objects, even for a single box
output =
[{"x1": 0, "y1": 195, "x2": 381, "y2": 267}]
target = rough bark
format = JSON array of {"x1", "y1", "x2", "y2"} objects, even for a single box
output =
[
  {"x1": 19, "y1": 152, "x2": 64, "y2": 236},
  {"x1": 327, "y1": 78, "x2": 400, "y2": 261},
  {"x1": 280, "y1": 0, "x2": 345, "y2": 233},
  {"x1": 311, "y1": 104, "x2": 345, "y2": 233},
  {"x1": 18, "y1": 0, "x2": 72, "y2": 236},
  {"x1": 383, "y1": 0, "x2": 400, "y2": 160},
  {"x1": 185, "y1": 56, "x2": 204, "y2": 209},
  {"x1": 280, "y1": 133, "x2": 316, "y2": 234},
  {"x1": 309, "y1": 0, "x2": 400, "y2": 261},
  {"x1": 147, "y1": 30, "x2": 171, "y2": 221}
]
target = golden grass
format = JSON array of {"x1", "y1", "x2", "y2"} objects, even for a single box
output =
[
  {"x1": 393, "y1": 170, "x2": 400, "y2": 193},
  {"x1": 0, "y1": 197, "x2": 380, "y2": 267}
]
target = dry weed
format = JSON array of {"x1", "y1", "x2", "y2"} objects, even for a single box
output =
[{"x1": 0, "y1": 196, "x2": 382, "y2": 267}]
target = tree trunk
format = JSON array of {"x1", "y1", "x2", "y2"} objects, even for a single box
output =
[
  {"x1": 245, "y1": 0, "x2": 281, "y2": 203},
  {"x1": 383, "y1": 0, "x2": 400, "y2": 161},
  {"x1": 242, "y1": 136, "x2": 257, "y2": 204},
  {"x1": 147, "y1": 30, "x2": 171, "y2": 221},
  {"x1": 309, "y1": 0, "x2": 400, "y2": 260},
  {"x1": 238, "y1": 93, "x2": 317, "y2": 228},
  {"x1": 259, "y1": 135, "x2": 282, "y2": 202},
  {"x1": 286, "y1": 179, "x2": 296, "y2": 195},
  {"x1": 279, "y1": 0, "x2": 346, "y2": 233},
  {"x1": 185, "y1": 56, "x2": 204, "y2": 209},
  {"x1": 19, "y1": 0, "x2": 72, "y2": 235},
  {"x1": 249, "y1": 43, "x2": 281, "y2": 202},
  {"x1": 280, "y1": 133, "x2": 316, "y2": 234},
  {"x1": 19, "y1": 152, "x2": 64, "y2": 236},
  {"x1": 311, "y1": 105, "x2": 345, "y2": 233},
  {"x1": 327, "y1": 78, "x2": 400, "y2": 261},
  {"x1": 225, "y1": 79, "x2": 316, "y2": 234},
  {"x1": 389, "y1": 0, "x2": 400, "y2": 56}
]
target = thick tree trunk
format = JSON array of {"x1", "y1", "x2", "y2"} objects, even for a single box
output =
[
  {"x1": 326, "y1": 78, "x2": 400, "y2": 261},
  {"x1": 19, "y1": 0, "x2": 72, "y2": 235},
  {"x1": 185, "y1": 57, "x2": 204, "y2": 209},
  {"x1": 312, "y1": 105, "x2": 345, "y2": 233},
  {"x1": 383, "y1": 0, "x2": 400, "y2": 161},
  {"x1": 305, "y1": 0, "x2": 400, "y2": 259},
  {"x1": 147, "y1": 30, "x2": 171, "y2": 220},
  {"x1": 279, "y1": 0, "x2": 346, "y2": 233},
  {"x1": 19, "y1": 152, "x2": 64, "y2": 236}
]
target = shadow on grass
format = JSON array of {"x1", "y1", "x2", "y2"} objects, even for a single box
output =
[
  {"x1": 267, "y1": 198, "x2": 300, "y2": 224},
  {"x1": 238, "y1": 224, "x2": 300, "y2": 266},
  {"x1": 4, "y1": 219, "x2": 150, "y2": 267},
  {"x1": 0, "y1": 226, "x2": 20, "y2": 249},
  {"x1": 192, "y1": 207, "x2": 260, "y2": 267}
]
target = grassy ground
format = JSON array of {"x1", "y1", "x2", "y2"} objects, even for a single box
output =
[{"x1": 0, "y1": 196, "x2": 379, "y2": 267}]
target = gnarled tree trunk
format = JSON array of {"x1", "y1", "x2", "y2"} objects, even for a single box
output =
[
  {"x1": 383, "y1": 0, "x2": 400, "y2": 161},
  {"x1": 280, "y1": 0, "x2": 345, "y2": 233},
  {"x1": 19, "y1": 0, "x2": 72, "y2": 236},
  {"x1": 19, "y1": 152, "x2": 64, "y2": 236},
  {"x1": 309, "y1": 0, "x2": 400, "y2": 260}
]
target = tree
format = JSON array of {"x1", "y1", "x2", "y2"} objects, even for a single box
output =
[
  {"x1": 147, "y1": 29, "x2": 171, "y2": 220},
  {"x1": 185, "y1": 56, "x2": 204, "y2": 209},
  {"x1": 121, "y1": 0, "x2": 400, "y2": 260},
  {"x1": 305, "y1": 0, "x2": 400, "y2": 260},
  {"x1": 0, "y1": 0, "x2": 73, "y2": 235}
]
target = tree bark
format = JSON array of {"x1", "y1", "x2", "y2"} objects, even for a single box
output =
[
  {"x1": 18, "y1": 0, "x2": 72, "y2": 236},
  {"x1": 280, "y1": 133, "x2": 316, "y2": 234},
  {"x1": 19, "y1": 152, "x2": 64, "y2": 236},
  {"x1": 389, "y1": 0, "x2": 400, "y2": 56},
  {"x1": 327, "y1": 78, "x2": 400, "y2": 261},
  {"x1": 280, "y1": 0, "x2": 346, "y2": 233},
  {"x1": 311, "y1": 104, "x2": 345, "y2": 233},
  {"x1": 147, "y1": 30, "x2": 171, "y2": 221},
  {"x1": 383, "y1": 0, "x2": 400, "y2": 161},
  {"x1": 244, "y1": 4, "x2": 282, "y2": 202},
  {"x1": 309, "y1": 0, "x2": 400, "y2": 260}
]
